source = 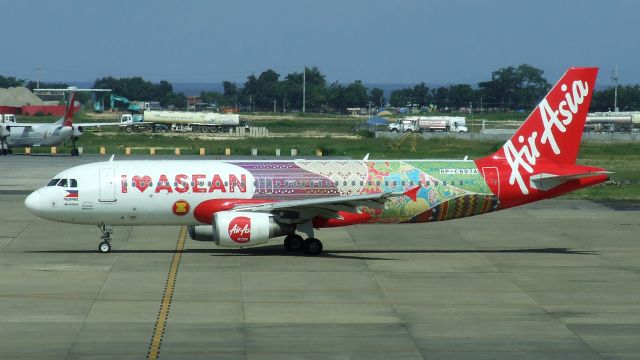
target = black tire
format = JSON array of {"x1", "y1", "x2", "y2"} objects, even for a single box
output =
[
  {"x1": 303, "y1": 238, "x2": 323, "y2": 256},
  {"x1": 125, "y1": 127, "x2": 133, "y2": 133},
  {"x1": 284, "y1": 234, "x2": 304, "y2": 251},
  {"x1": 390, "y1": 129, "x2": 399, "y2": 133},
  {"x1": 98, "y1": 241, "x2": 111, "y2": 253}
]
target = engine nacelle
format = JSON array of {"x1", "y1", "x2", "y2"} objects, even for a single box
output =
[
  {"x1": 72, "y1": 126, "x2": 83, "y2": 136},
  {"x1": 188, "y1": 211, "x2": 294, "y2": 248}
]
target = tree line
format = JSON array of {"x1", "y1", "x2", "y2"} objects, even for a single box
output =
[{"x1": 2, "y1": 66, "x2": 639, "y2": 112}]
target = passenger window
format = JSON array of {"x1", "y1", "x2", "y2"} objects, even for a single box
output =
[
  {"x1": 401, "y1": 181, "x2": 406, "y2": 186},
  {"x1": 57, "y1": 179, "x2": 68, "y2": 187},
  {"x1": 376, "y1": 181, "x2": 381, "y2": 186},
  {"x1": 443, "y1": 181, "x2": 447, "y2": 186},
  {"x1": 426, "y1": 181, "x2": 431, "y2": 186},
  {"x1": 47, "y1": 178, "x2": 60, "y2": 186}
]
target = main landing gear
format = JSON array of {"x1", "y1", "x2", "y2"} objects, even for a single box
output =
[
  {"x1": 98, "y1": 224, "x2": 113, "y2": 253},
  {"x1": 283, "y1": 234, "x2": 323, "y2": 256},
  {"x1": 70, "y1": 138, "x2": 79, "y2": 156}
]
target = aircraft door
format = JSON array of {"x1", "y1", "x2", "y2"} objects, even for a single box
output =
[
  {"x1": 99, "y1": 168, "x2": 116, "y2": 202},
  {"x1": 482, "y1": 167, "x2": 500, "y2": 197},
  {"x1": 264, "y1": 178, "x2": 273, "y2": 194}
]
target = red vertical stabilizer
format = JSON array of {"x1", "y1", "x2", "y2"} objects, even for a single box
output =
[
  {"x1": 475, "y1": 67, "x2": 608, "y2": 208},
  {"x1": 63, "y1": 92, "x2": 76, "y2": 127}
]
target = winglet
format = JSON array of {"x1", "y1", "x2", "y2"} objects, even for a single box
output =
[
  {"x1": 363, "y1": 153, "x2": 370, "y2": 161},
  {"x1": 109, "y1": 154, "x2": 115, "y2": 162},
  {"x1": 403, "y1": 186, "x2": 421, "y2": 202}
]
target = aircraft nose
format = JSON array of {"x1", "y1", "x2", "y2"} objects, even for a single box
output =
[{"x1": 25, "y1": 191, "x2": 43, "y2": 215}]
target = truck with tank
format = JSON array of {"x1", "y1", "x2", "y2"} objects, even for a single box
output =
[
  {"x1": 388, "y1": 116, "x2": 468, "y2": 133},
  {"x1": 585, "y1": 112, "x2": 640, "y2": 133},
  {"x1": 119, "y1": 110, "x2": 247, "y2": 133}
]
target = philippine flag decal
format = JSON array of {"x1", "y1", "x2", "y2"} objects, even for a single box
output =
[{"x1": 64, "y1": 189, "x2": 79, "y2": 200}]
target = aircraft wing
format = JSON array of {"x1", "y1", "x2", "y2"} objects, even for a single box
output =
[
  {"x1": 3, "y1": 124, "x2": 33, "y2": 129},
  {"x1": 1, "y1": 124, "x2": 33, "y2": 137},
  {"x1": 232, "y1": 186, "x2": 420, "y2": 220}
]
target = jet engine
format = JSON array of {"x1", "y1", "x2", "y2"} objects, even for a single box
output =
[
  {"x1": 72, "y1": 126, "x2": 83, "y2": 137},
  {"x1": 188, "y1": 211, "x2": 294, "y2": 247}
]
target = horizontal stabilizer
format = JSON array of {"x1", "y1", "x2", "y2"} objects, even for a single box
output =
[{"x1": 529, "y1": 171, "x2": 611, "y2": 191}]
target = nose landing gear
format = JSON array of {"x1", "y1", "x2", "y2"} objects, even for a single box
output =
[{"x1": 98, "y1": 224, "x2": 113, "y2": 253}]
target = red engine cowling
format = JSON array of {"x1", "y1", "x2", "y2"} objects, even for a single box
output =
[{"x1": 188, "y1": 211, "x2": 294, "y2": 248}]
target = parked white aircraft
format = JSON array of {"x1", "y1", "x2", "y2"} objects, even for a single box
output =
[
  {"x1": 0, "y1": 88, "x2": 113, "y2": 155},
  {"x1": 24, "y1": 68, "x2": 609, "y2": 255}
]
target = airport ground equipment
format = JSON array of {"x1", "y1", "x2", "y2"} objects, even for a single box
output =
[
  {"x1": 388, "y1": 116, "x2": 468, "y2": 133},
  {"x1": 119, "y1": 110, "x2": 247, "y2": 133},
  {"x1": 585, "y1": 112, "x2": 640, "y2": 132}
]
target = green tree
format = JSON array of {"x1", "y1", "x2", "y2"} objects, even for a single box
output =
[
  {"x1": 0, "y1": 75, "x2": 25, "y2": 88},
  {"x1": 369, "y1": 87, "x2": 385, "y2": 108},
  {"x1": 389, "y1": 82, "x2": 431, "y2": 108},
  {"x1": 478, "y1": 64, "x2": 550, "y2": 109},
  {"x1": 242, "y1": 69, "x2": 280, "y2": 111},
  {"x1": 591, "y1": 85, "x2": 640, "y2": 112},
  {"x1": 281, "y1": 66, "x2": 327, "y2": 111}
]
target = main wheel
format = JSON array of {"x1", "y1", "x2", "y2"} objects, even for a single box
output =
[
  {"x1": 98, "y1": 241, "x2": 111, "y2": 253},
  {"x1": 303, "y1": 238, "x2": 323, "y2": 256},
  {"x1": 284, "y1": 234, "x2": 304, "y2": 251}
]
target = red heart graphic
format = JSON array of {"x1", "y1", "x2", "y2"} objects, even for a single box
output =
[{"x1": 132, "y1": 175, "x2": 152, "y2": 193}]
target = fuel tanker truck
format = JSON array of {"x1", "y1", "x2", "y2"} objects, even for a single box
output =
[{"x1": 119, "y1": 110, "x2": 248, "y2": 133}]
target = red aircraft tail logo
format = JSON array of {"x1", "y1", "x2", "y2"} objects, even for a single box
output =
[
  {"x1": 476, "y1": 67, "x2": 599, "y2": 199},
  {"x1": 228, "y1": 216, "x2": 251, "y2": 243}
]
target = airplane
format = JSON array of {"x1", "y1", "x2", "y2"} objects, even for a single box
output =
[
  {"x1": 24, "y1": 67, "x2": 609, "y2": 255},
  {"x1": 0, "y1": 88, "x2": 114, "y2": 156}
]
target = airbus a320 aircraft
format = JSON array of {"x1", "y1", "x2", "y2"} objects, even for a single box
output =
[
  {"x1": 25, "y1": 68, "x2": 609, "y2": 255},
  {"x1": 0, "y1": 88, "x2": 113, "y2": 156}
]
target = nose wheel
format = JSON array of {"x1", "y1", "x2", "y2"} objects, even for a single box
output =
[{"x1": 98, "y1": 225, "x2": 113, "y2": 253}]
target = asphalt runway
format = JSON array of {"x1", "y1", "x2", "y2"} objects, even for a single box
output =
[{"x1": 1, "y1": 155, "x2": 640, "y2": 359}]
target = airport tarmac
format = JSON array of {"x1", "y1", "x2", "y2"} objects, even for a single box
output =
[{"x1": 1, "y1": 156, "x2": 640, "y2": 359}]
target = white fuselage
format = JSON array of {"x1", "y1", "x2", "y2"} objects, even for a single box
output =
[
  {"x1": 2, "y1": 123, "x2": 74, "y2": 147},
  {"x1": 25, "y1": 160, "x2": 256, "y2": 225}
]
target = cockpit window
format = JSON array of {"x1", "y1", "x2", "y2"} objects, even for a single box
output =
[
  {"x1": 70, "y1": 179, "x2": 78, "y2": 188},
  {"x1": 57, "y1": 179, "x2": 68, "y2": 187},
  {"x1": 47, "y1": 178, "x2": 60, "y2": 186}
]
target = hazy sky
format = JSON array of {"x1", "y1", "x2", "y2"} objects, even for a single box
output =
[{"x1": 1, "y1": 0, "x2": 638, "y2": 86}]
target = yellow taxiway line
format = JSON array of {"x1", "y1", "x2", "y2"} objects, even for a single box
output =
[{"x1": 147, "y1": 226, "x2": 187, "y2": 359}]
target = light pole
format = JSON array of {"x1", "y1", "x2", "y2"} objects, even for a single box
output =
[
  {"x1": 302, "y1": 66, "x2": 306, "y2": 113},
  {"x1": 612, "y1": 65, "x2": 619, "y2": 112}
]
